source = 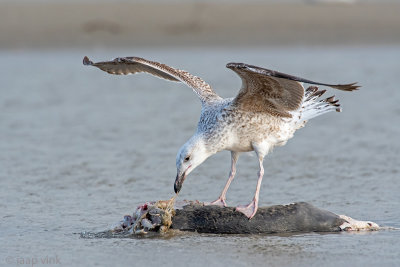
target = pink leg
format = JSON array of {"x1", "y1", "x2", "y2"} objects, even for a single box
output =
[
  {"x1": 236, "y1": 157, "x2": 264, "y2": 219},
  {"x1": 209, "y1": 152, "x2": 239, "y2": 207}
]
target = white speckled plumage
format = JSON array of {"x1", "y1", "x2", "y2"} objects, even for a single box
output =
[{"x1": 84, "y1": 56, "x2": 359, "y2": 219}]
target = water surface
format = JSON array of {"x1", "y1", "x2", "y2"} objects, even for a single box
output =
[{"x1": 1, "y1": 47, "x2": 399, "y2": 266}]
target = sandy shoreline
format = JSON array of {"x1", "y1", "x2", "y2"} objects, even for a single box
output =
[{"x1": 1, "y1": 2, "x2": 400, "y2": 49}]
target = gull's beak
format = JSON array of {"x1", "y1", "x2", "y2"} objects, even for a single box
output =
[{"x1": 174, "y1": 172, "x2": 186, "y2": 194}]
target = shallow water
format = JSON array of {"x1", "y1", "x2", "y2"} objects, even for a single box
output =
[{"x1": 1, "y1": 46, "x2": 399, "y2": 266}]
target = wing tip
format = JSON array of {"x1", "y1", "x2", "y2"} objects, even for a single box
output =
[
  {"x1": 83, "y1": 56, "x2": 93, "y2": 66},
  {"x1": 331, "y1": 82, "x2": 361, "y2": 91},
  {"x1": 226, "y1": 62, "x2": 246, "y2": 69}
]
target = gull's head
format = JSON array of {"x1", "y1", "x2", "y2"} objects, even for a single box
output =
[{"x1": 174, "y1": 135, "x2": 210, "y2": 194}]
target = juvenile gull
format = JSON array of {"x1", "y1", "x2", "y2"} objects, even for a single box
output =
[{"x1": 83, "y1": 56, "x2": 359, "y2": 219}]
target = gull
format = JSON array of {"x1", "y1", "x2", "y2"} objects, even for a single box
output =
[{"x1": 83, "y1": 56, "x2": 359, "y2": 219}]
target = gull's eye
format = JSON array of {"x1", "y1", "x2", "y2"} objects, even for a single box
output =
[{"x1": 184, "y1": 156, "x2": 190, "y2": 162}]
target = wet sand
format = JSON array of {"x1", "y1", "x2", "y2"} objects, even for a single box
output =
[{"x1": 1, "y1": 2, "x2": 400, "y2": 49}]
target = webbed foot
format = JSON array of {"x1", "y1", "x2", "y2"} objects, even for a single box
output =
[{"x1": 235, "y1": 199, "x2": 258, "y2": 219}]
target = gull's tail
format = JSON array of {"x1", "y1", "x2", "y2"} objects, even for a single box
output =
[{"x1": 294, "y1": 86, "x2": 341, "y2": 128}]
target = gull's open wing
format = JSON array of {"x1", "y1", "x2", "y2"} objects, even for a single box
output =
[
  {"x1": 83, "y1": 56, "x2": 221, "y2": 103},
  {"x1": 227, "y1": 63, "x2": 359, "y2": 117}
]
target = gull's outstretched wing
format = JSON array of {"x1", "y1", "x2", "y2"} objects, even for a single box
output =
[
  {"x1": 83, "y1": 56, "x2": 221, "y2": 103},
  {"x1": 227, "y1": 63, "x2": 360, "y2": 117}
]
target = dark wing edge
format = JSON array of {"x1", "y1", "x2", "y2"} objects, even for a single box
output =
[
  {"x1": 83, "y1": 56, "x2": 221, "y2": 103},
  {"x1": 83, "y1": 56, "x2": 93, "y2": 66},
  {"x1": 226, "y1": 63, "x2": 360, "y2": 91},
  {"x1": 83, "y1": 56, "x2": 180, "y2": 81}
]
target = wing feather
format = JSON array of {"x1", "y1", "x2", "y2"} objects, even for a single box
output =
[
  {"x1": 227, "y1": 63, "x2": 360, "y2": 117},
  {"x1": 83, "y1": 56, "x2": 221, "y2": 103}
]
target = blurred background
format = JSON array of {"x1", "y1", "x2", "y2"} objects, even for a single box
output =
[
  {"x1": 1, "y1": 0, "x2": 400, "y2": 49},
  {"x1": 1, "y1": 1, "x2": 400, "y2": 267}
]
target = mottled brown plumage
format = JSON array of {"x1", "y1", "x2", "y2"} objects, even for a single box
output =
[
  {"x1": 83, "y1": 56, "x2": 220, "y2": 103},
  {"x1": 230, "y1": 68, "x2": 304, "y2": 117},
  {"x1": 227, "y1": 63, "x2": 359, "y2": 117}
]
